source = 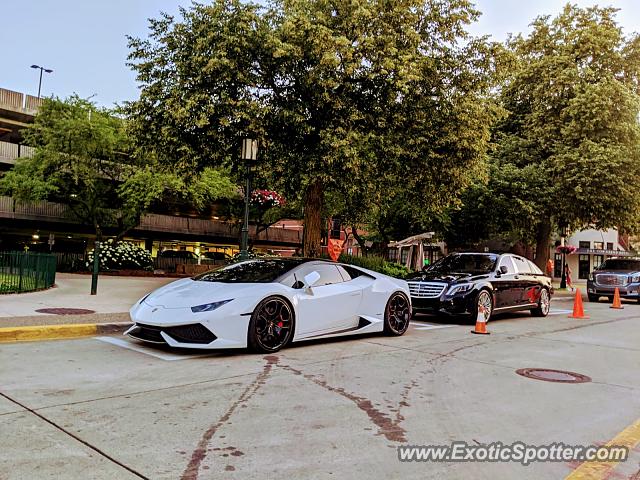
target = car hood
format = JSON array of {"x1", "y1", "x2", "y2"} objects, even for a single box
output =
[
  {"x1": 406, "y1": 272, "x2": 490, "y2": 284},
  {"x1": 144, "y1": 278, "x2": 266, "y2": 309}
]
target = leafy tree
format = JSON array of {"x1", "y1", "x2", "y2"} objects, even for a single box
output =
[
  {"x1": 0, "y1": 96, "x2": 237, "y2": 240},
  {"x1": 126, "y1": 0, "x2": 503, "y2": 256},
  {"x1": 487, "y1": 5, "x2": 640, "y2": 267}
]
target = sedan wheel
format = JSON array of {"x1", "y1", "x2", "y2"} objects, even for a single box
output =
[
  {"x1": 476, "y1": 290, "x2": 493, "y2": 322},
  {"x1": 383, "y1": 292, "x2": 411, "y2": 336},
  {"x1": 531, "y1": 288, "x2": 550, "y2": 317},
  {"x1": 248, "y1": 296, "x2": 294, "y2": 353}
]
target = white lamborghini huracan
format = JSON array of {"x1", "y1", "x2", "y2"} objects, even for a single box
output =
[{"x1": 127, "y1": 258, "x2": 411, "y2": 352}]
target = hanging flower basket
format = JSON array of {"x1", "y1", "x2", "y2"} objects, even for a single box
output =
[
  {"x1": 556, "y1": 245, "x2": 577, "y2": 255},
  {"x1": 250, "y1": 189, "x2": 285, "y2": 208}
]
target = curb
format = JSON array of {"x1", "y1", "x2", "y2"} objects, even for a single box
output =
[{"x1": 0, "y1": 322, "x2": 132, "y2": 343}]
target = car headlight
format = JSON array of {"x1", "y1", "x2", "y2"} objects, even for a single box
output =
[
  {"x1": 632, "y1": 275, "x2": 640, "y2": 283},
  {"x1": 588, "y1": 273, "x2": 594, "y2": 281},
  {"x1": 447, "y1": 283, "x2": 474, "y2": 295},
  {"x1": 190, "y1": 299, "x2": 233, "y2": 313}
]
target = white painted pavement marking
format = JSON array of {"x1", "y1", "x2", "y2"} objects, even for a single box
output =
[
  {"x1": 410, "y1": 321, "x2": 457, "y2": 331},
  {"x1": 548, "y1": 309, "x2": 573, "y2": 315},
  {"x1": 94, "y1": 336, "x2": 203, "y2": 361}
]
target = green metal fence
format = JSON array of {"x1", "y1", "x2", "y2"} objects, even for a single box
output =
[{"x1": 0, "y1": 252, "x2": 57, "y2": 294}]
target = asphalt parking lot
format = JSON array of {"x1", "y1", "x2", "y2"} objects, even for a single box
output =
[{"x1": 1, "y1": 298, "x2": 639, "y2": 480}]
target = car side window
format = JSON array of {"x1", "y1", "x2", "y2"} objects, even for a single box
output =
[
  {"x1": 527, "y1": 259, "x2": 543, "y2": 275},
  {"x1": 336, "y1": 265, "x2": 353, "y2": 281},
  {"x1": 498, "y1": 256, "x2": 516, "y2": 274},
  {"x1": 280, "y1": 264, "x2": 345, "y2": 288},
  {"x1": 313, "y1": 264, "x2": 345, "y2": 286},
  {"x1": 512, "y1": 256, "x2": 531, "y2": 274}
]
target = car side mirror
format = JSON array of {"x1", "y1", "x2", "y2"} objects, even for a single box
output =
[
  {"x1": 496, "y1": 265, "x2": 508, "y2": 277},
  {"x1": 303, "y1": 271, "x2": 321, "y2": 292}
]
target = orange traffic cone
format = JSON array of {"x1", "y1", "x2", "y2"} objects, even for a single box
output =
[
  {"x1": 471, "y1": 305, "x2": 490, "y2": 335},
  {"x1": 568, "y1": 288, "x2": 589, "y2": 319},
  {"x1": 611, "y1": 287, "x2": 624, "y2": 309}
]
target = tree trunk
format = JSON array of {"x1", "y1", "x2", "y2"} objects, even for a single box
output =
[
  {"x1": 303, "y1": 179, "x2": 324, "y2": 257},
  {"x1": 94, "y1": 223, "x2": 103, "y2": 242},
  {"x1": 351, "y1": 225, "x2": 369, "y2": 256},
  {"x1": 534, "y1": 218, "x2": 552, "y2": 270}
]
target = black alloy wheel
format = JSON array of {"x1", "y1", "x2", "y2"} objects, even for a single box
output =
[
  {"x1": 248, "y1": 296, "x2": 294, "y2": 353},
  {"x1": 384, "y1": 292, "x2": 411, "y2": 336}
]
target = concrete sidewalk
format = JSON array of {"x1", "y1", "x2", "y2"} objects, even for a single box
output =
[{"x1": 0, "y1": 273, "x2": 174, "y2": 321}]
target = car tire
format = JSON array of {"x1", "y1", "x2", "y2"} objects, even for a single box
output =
[
  {"x1": 588, "y1": 294, "x2": 599, "y2": 302},
  {"x1": 474, "y1": 289, "x2": 493, "y2": 323},
  {"x1": 383, "y1": 292, "x2": 411, "y2": 336},
  {"x1": 247, "y1": 296, "x2": 295, "y2": 353},
  {"x1": 531, "y1": 288, "x2": 551, "y2": 317}
]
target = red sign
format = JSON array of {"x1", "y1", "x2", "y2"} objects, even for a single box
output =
[{"x1": 327, "y1": 238, "x2": 344, "y2": 262}]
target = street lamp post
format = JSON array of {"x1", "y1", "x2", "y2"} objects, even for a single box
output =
[
  {"x1": 30, "y1": 64, "x2": 53, "y2": 98},
  {"x1": 560, "y1": 224, "x2": 568, "y2": 290},
  {"x1": 90, "y1": 240, "x2": 100, "y2": 295},
  {"x1": 239, "y1": 138, "x2": 258, "y2": 260}
]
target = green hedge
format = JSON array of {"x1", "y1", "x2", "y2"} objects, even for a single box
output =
[{"x1": 338, "y1": 253, "x2": 411, "y2": 279}]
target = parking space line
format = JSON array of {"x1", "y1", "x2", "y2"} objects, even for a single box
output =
[
  {"x1": 549, "y1": 309, "x2": 573, "y2": 315},
  {"x1": 94, "y1": 336, "x2": 197, "y2": 361},
  {"x1": 410, "y1": 322, "x2": 457, "y2": 331},
  {"x1": 565, "y1": 418, "x2": 640, "y2": 479}
]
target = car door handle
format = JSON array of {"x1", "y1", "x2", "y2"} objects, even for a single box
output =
[{"x1": 514, "y1": 276, "x2": 520, "y2": 279}]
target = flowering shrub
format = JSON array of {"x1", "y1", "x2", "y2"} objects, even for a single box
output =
[
  {"x1": 86, "y1": 239, "x2": 153, "y2": 271},
  {"x1": 556, "y1": 245, "x2": 577, "y2": 255},
  {"x1": 250, "y1": 189, "x2": 285, "y2": 208}
]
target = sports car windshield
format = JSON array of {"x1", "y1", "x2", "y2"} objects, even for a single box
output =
[
  {"x1": 598, "y1": 259, "x2": 640, "y2": 271},
  {"x1": 193, "y1": 259, "x2": 306, "y2": 283},
  {"x1": 426, "y1": 254, "x2": 498, "y2": 275}
]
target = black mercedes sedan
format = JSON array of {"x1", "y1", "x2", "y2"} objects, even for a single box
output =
[{"x1": 407, "y1": 252, "x2": 553, "y2": 322}]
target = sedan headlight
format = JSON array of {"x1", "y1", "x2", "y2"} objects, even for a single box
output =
[
  {"x1": 632, "y1": 275, "x2": 640, "y2": 283},
  {"x1": 447, "y1": 283, "x2": 474, "y2": 295},
  {"x1": 191, "y1": 299, "x2": 233, "y2": 313}
]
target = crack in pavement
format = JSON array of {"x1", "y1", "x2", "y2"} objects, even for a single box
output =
[
  {"x1": 17, "y1": 344, "x2": 407, "y2": 415},
  {"x1": 0, "y1": 390, "x2": 149, "y2": 479},
  {"x1": 180, "y1": 355, "x2": 278, "y2": 480}
]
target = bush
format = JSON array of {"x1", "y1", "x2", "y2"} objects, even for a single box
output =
[
  {"x1": 86, "y1": 239, "x2": 153, "y2": 271},
  {"x1": 338, "y1": 253, "x2": 411, "y2": 279}
]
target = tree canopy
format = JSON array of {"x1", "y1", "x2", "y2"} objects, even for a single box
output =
[
  {"x1": 446, "y1": 4, "x2": 640, "y2": 264},
  {"x1": 126, "y1": 0, "x2": 504, "y2": 255}
]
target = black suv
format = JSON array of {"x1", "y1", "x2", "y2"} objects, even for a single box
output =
[
  {"x1": 407, "y1": 252, "x2": 553, "y2": 322},
  {"x1": 587, "y1": 257, "x2": 640, "y2": 303}
]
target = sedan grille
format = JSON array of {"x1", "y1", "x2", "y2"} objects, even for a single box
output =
[
  {"x1": 129, "y1": 323, "x2": 216, "y2": 345},
  {"x1": 595, "y1": 274, "x2": 628, "y2": 286},
  {"x1": 408, "y1": 282, "x2": 446, "y2": 298}
]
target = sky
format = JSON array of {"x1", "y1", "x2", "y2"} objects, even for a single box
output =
[{"x1": 2, "y1": 0, "x2": 639, "y2": 107}]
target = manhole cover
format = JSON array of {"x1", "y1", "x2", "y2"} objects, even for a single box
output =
[
  {"x1": 516, "y1": 368, "x2": 591, "y2": 384},
  {"x1": 35, "y1": 308, "x2": 96, "y2": 315}
]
